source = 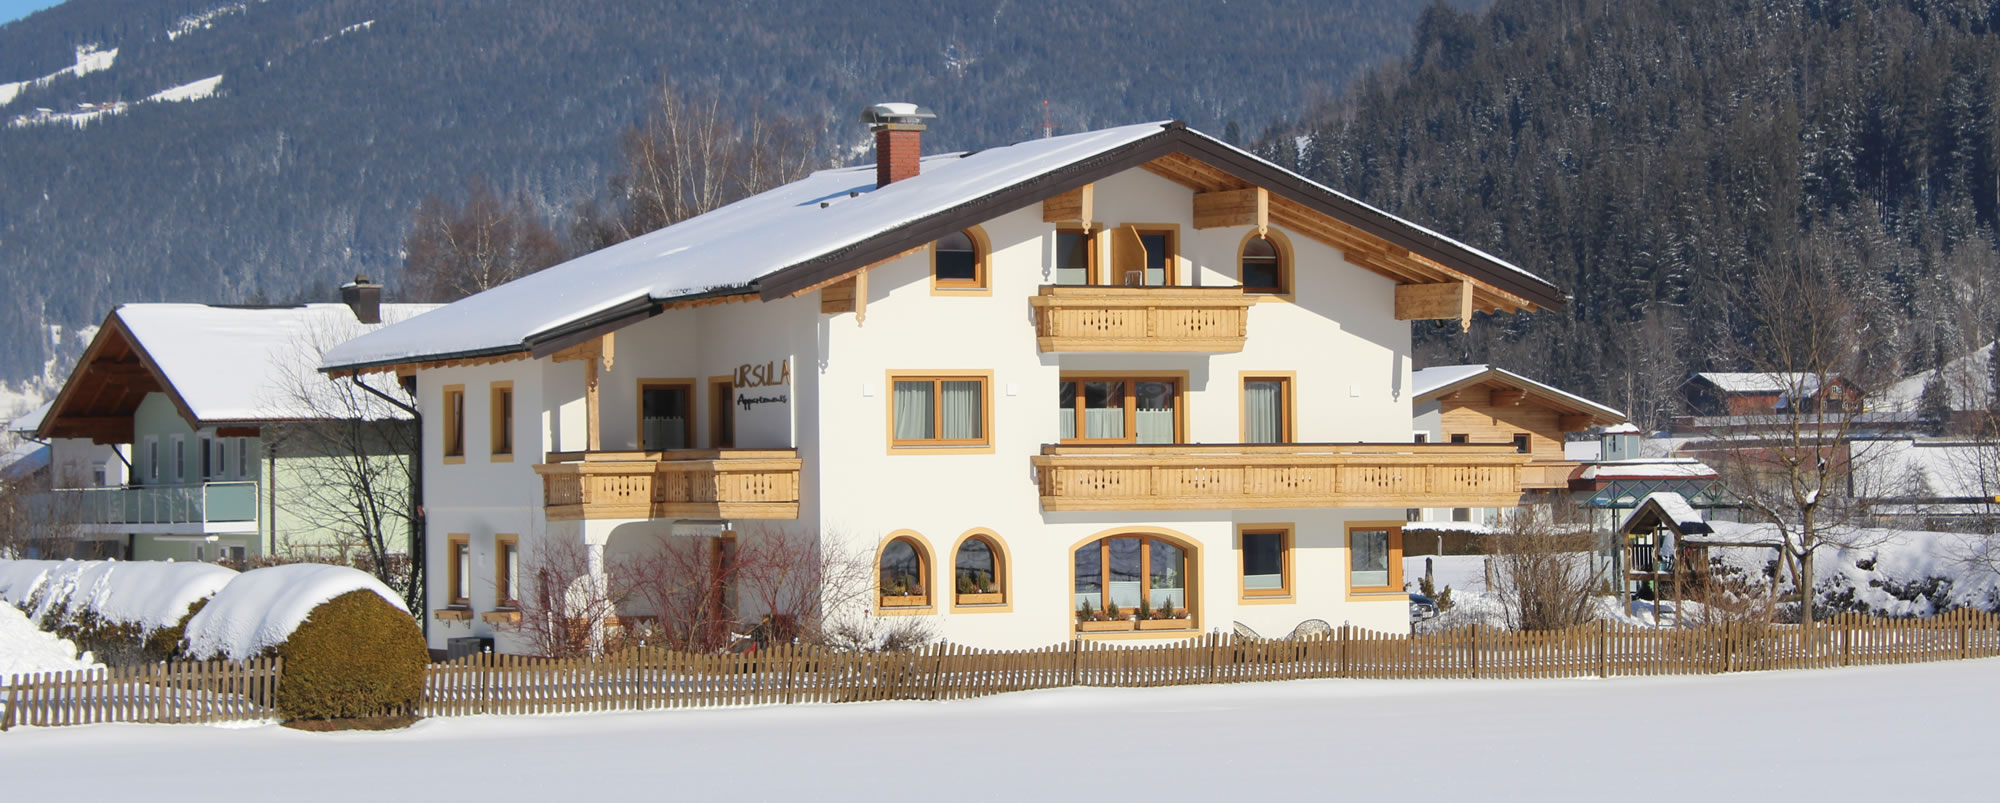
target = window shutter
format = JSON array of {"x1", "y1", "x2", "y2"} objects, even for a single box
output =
[{"x1": 1110, "y1": 225, "x2": 1145, "y2": 286}]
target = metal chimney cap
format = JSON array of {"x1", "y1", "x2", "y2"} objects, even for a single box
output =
[{"x1": 861, "y1": 102, "x2": 936, "y2": 126}]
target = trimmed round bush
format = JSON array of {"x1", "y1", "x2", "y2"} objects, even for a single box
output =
[{"x1": 272, "y1": 589, "x2": 427, "y2": 721}]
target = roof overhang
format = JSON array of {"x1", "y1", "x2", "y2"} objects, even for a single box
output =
[
  {"x1": 757, "y1": 123, "x2": 1566, "y2": 311},
  {"x1": 1415, "y1": 366, "x2": 1625, "y2": 424}
]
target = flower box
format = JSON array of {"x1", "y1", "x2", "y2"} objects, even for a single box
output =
[
  {"x1": 1136, "y1": 618, "x2": 1193, "y2": 631},
  {"x1": 956, "y1": 592, "x2": 1005, "y2": 606},
  {"x1": 480, "y1": 610, "x2": 521, "y2": 625},
  {"x1": 1077, "y1": 618, "x2": 1137, "y2": 633},
  {"x1": 879, "y1": 595, "x2": 929, "y2": 608},
  {"x1": 434, "y1": 607, "x2": 473, "y2": 622}
]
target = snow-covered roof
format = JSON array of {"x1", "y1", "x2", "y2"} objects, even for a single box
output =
[
  {"x1": 1880, "y1": 342, "x2": 1994, "y2": 414},
  {"x1": 1603, "y1": 423, "x2": 1640, "y2": 434},
  {"x1": 1618, "y1": 492, "x2": 1713, "y2": 536},
  {"x1": 7, "y1": 401, "x2": 49, "y2": 434},
  {"x1": 181, "y1": 563, "x2": 409, "y2": 661},
  {"x1": 1411, "y1": 364, "x2": 1625, "y2": 421},
  {"x1": 0, "y1": 441, "x2": 48, "y2": 480},
  {"x1": 324, "y1": 122, "x2": 1562, "y2": 373},
  {"x1": 1579, "y1": 458, "x2": 1718, "y2": 480},
  {"x1": 1696, "y1": 372, "x2": 1832, "y2": 395}
]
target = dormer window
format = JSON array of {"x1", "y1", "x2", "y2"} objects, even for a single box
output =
[
  {"x1": 1241, "y1": 234, "x2": 1287, "y2": 295},
  {"x1": 932, "y1": 229, "x2": 986, "y2": 292}
]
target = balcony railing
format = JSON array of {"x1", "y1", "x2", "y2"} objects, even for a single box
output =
[
  {"x1": 1029, "y1": 285, "x2": 1254, "y2": 353},
  {"x1": 1031, "y1": 443, "x2": 1530, "y2": 512},
  {"x1": 1520, "y1": 461, "x2": 1582, "y2": 490},
  {"x1": 38, "y1": 482, "x2": 259, "y2": 529},
  {"x1": 535, "y1": 450, "x2": 802, "y2": 521}
]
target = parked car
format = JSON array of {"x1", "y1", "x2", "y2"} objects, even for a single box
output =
[{"x1": 1409, "y1": 593, "x2": 1440, "y2": 624}]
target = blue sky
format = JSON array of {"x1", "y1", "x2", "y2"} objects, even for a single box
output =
[{"x1": 0, "y1": 0, "x2": 64, "y2": 25}]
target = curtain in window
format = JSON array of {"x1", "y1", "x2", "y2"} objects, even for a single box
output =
[
  {"x1": 941, "y1": 381, "x2": 982, "y2": 439},
  {"x1": 1244, "y1": 380, "x2": 1284, "y2": 443},
  {"x1": 1351, "y1": 530, "x2": 1390, "y2": 587},
  {"x1": 894, "y1": 381, "x2": 934, "y2": 440},
  {"x1": 1083, "y1": 381, "x2": 1124, "y2": 439},
  {"x1": 643, "y1": 417, "x2": 687, "y2": 449},
  {"x1": 456, "y1": 547, "x2": 471, "y2": 599}
]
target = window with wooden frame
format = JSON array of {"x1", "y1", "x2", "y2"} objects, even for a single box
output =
[
  {"x1": 888, "y1": 374, "x2": 990, "y2": 448},
  {"x1": 952, "y1": 532, "x2": 1006, "y2": 607},
  {"x1": 638, "y1": 380, "x2": 695, "y2": 450},
  {"x1": 1073, "y1": 534, "x2": 1194, "y2": 631},
  {"x1": 490, "y1": 382, "x2": 514, "y2": 460},
  {"x1": 709, "y1": 377, "x2": 736, "y2": 449},
  {"x1": 1240, "y1": 375, "x2": 1295, "y2": 444},
  {"x1": 1449, "y1": 433, "x2": 1469, "y2": 444},
  {"x1": 877, "y1": 534, "x2": 930, "y2": 609},
  {"x1": 1347, "y1": 523, "x2": 1404, "y2": 594},
  {"x1": 442, "y1": 385, "x2": 466, "y2": 462},
  {"x1": 1054, "y1": 227, "x2": 1098, "y2": 285},
  {"x1": 1240, "y1": 232, "x2": 1288, "y2": 295},
  {"x1": 1239, "y1": 525, "x2": 1292, "y2": 600},
  {"x1": 1512, "y1": 433, "x2": 1531, "y2": 454},
  {"x1": 447, "y1": 534, "x2": 471, "y2": 606},
  {"x1": 1110, "y1": 225, "x2": 1177, "y2": 287},
  {"x1": 494, "y1": 535, "x2": 519, "y2": 608},
  {"x1": 931, "y1": 228, "x2": 989, "y2": 293},
  {"x1": 1058, "y1": 375, "x2": 1183, "y2": 444}
]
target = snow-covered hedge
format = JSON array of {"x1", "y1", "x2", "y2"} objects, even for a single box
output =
[
  {"x1": 0, "y1": 559, "x2": 238, "y2": 664},
  {"x1": 180, "y1": 564, "x2": 425, "y2": 721},
  {"x1": 181, "y1": 563, "x2": 406, "y2": 661}
]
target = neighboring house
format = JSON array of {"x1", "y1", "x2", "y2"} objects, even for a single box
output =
[
  {"x1": 320, "y1": 109, "x2": 1568, "y2": 653},
  {"x1": 33, "y1": 289, "x2": 433, "y2": 563},
  {"x1": 1409, "y1": 364, "x2": 1625, "y2": 527},
  {"x1": 1684, "y1": 371, "x2": 1861, "y2": 419},
  {"x1": 1577, "y1": 424, "x2": 1726, "y2": 532}
]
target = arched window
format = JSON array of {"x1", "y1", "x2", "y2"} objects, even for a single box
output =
[
  {"x1": 1240, "y1": 234, "x2": 1286, "y2": 295},
  {"x1": 1073, "y1": 533, "x2": 1194, "y2": 633},
  {"x1": 933, "y1": 229, "x2": 986, "y2": 291},
  {"x1": 878, "y1": 536, "x2": 929, "y2": 608},
  {"x1": 953, "y1": 533, "x2": 1006, "y2": 606}
]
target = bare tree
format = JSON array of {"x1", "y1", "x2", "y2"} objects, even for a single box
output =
[
  {"x1": 570, "y1": 84, "x2": 825, "y2": 253},
  {"x1": 1698, "y1": 248, "x2": 1909, "y2": 627},
  {"x1": 1481, "y1": 504, "x2": 1600, "y2": 631},
  {"x1": 401, "y1": 176, "x2": 565, "y2": 302},
  {"x1": 509, "y1": 536, "x2": 626, "y2": 660},
  {"x1": 269, "y1": 311, "x2": 421, "y2": 608}
]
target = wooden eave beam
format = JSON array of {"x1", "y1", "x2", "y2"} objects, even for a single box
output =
[
  {"x1": 1558, "y1": 414, "x2": 1594, "y2": 433},
  {"x1": 1489, "y1": 388, "x2": 1527, "y2": 407},
  {"x1": 1192, "y1": 187, "x2": 1268, "y2": 231},
  {"x1": 1395, "y1": 279, "x2": 1475, "y2": 330},
  {"x1": 1042, "y1": 184, "x2": 1094, "y2": 223}
]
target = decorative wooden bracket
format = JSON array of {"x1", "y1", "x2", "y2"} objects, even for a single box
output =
[
  {"x1": 1043, "y1": 184, "x2": 1094, "y2": 224},
  {"x1": 1192, "y1": 187, "x2": 1267, "y2": 233},
  {"x1": 820, "y1": 271, "x2": 868, "y2": 325},
  {"x1": 1394, "y1": 279, "x2": 1475, "y2": 330}
]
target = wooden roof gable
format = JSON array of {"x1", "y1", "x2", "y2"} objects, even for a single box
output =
[{"x1": 37, "y1": 311, "x2": 191, "y2": 444}]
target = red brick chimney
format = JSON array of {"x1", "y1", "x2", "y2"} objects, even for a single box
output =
[{"x1": 861, "y1": 103, "x2": 936, "y2": 187}]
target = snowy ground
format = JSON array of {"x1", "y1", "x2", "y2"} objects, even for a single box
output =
[
  {"x1": 0, "y1": 603, "x2": 98, "y2": 679},
  {"x1": 0, "y1": 658, "x2": 1992, "y2": 800}
]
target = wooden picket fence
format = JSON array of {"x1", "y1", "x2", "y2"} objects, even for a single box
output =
[
  {"x1": 416, "y1": 609, "x2": 2000, "y2": 717},
  {"x1": 8, "y1": 611, "x2": 1998, "y2": 729},
  {"x1": 1, "y1": 657, "x2": 281, "y2": 730}
]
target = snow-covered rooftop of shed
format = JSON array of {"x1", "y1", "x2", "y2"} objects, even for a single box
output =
[
  {"x1": 1580, "y1": 458, "x2": 1718, "y2": 480},
  {"x1": 117, "y1": 303, "x2": 437, "y2": 422},
  {"x1": 1619, "y1": 492, "x2": 1710, "y2": 535},
  {"x1": 323, "y1": 122, "x2": 1556, "y2": 372},
  {"x1": 1696, "y1": 372, "x2": 1828, "y2": 395},
  {"x1": 1411, "y1": 364, "x2": 1624, "y2": 420},
  {"x1": 1603, "y1": 423, "x2": 1640, "y2": 434}
]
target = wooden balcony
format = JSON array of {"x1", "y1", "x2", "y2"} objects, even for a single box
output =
[
  {"x1": 1029, "y1": 285, "x2": 1254, "y2": 353},
  {"x1": 1031, "y1": 443, "x2": 1530, "y2": 512},
  {"x1": 1520, "y1": 460, "x2": 1582, "y2": 490},
  {"x1": 535, "y1": 450, "x2": 801, "y2": 521}
]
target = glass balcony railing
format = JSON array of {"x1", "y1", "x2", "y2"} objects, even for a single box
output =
[{"x1": 36, "y1": 481, "x2": 259, "y2": 527}]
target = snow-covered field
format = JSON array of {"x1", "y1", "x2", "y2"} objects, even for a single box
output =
[{"x1": 0, "y1": 657, "x2": 1990, "y2": 800}]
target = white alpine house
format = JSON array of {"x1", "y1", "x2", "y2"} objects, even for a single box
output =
[{"x1": 321, "y1": 109, "x2": 1570, "y2": 653}]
